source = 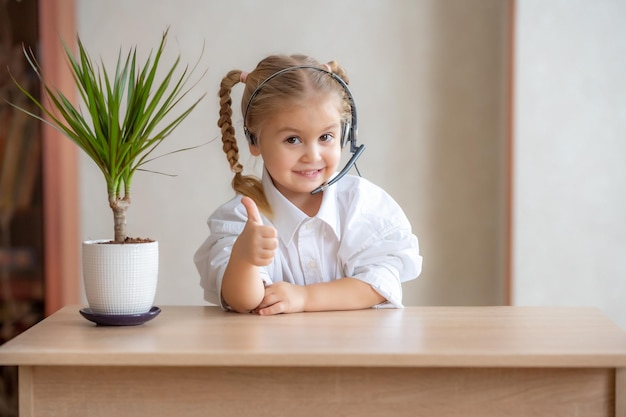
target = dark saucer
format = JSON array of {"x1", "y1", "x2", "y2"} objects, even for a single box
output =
[{"x1": 79, "y1": 306, "x2": 161, "y2": 326}]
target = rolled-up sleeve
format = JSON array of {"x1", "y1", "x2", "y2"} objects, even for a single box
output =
[
  {"x1": 343, "y1": 223, "x2": 421, "y2": 308},
  {"x1": 338, "y1": 181, "x2": 422, "y2": 308},
  {"x1": 194, "y1": 217, "x2": 241, "y2": 307}
]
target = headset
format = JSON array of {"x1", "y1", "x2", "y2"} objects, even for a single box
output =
[{"x1": 242, "y1": 65, "x2": 365, "y2": 195}]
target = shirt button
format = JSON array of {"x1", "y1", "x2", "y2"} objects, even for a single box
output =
[{"x1": 306, "y1": 260, "x2": 317, "y2": 270}]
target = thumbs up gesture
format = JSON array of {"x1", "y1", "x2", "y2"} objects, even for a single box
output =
[{"x1": 237, "y1": 196, "x2": 278, "y2": 266}]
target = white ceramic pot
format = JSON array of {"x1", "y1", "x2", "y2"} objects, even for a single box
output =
[{"x1": 82, "y1": 239, "x2": 158, "y2": 315}]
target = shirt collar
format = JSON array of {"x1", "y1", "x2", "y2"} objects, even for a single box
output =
[{"x1": 262, "y1": 169, "x2": 341, "y2": 245}]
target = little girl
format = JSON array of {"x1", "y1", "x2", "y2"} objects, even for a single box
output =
[{"x1": 194, "y1": 54, "x2": 422, "y2": 315}]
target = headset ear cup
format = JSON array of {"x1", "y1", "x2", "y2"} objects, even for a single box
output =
[
  {"x1": 341, "y1": 121, "x2": 351, "y2": 148},
  {"x1": 244, "y1": 127, "x2": 256, "y2": 145}
]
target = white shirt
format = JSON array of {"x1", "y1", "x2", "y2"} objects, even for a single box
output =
[{"x1": 194, "y1": 171, "x2": 422, "y2": 309}]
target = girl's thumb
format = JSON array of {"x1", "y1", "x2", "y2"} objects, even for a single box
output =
[{"x1": 241, "y1": 196, "x2": 262, "y2": 225}]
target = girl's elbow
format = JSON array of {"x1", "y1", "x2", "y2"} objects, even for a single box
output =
[{"x1": 222, "y1": 287, "x2": 264, "y2": 314}]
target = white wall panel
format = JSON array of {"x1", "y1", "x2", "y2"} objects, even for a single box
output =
[{"x1": 513, "y1": 0, "x2": 626, "y2": 330}]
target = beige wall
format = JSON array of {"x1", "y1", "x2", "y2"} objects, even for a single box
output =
[
  {"x1": 513, "y1": 0, "x2": 626, "y2": 330},
  {"x1": 76, "y1": 0, "x2": 510, "y2": 307}
]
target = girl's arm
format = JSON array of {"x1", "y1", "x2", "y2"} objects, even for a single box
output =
[
  {"x1": 221, "y1": 245, "x2": 266, "y2": 313},
  {"x1": 255, "y1": 278, "x2": 385, "y2": 315},
  {"x1": 222, "y1": 197, "x2": 278, "y2": 313}
]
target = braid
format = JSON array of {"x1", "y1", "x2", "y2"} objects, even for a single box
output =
[
  {"x1": 217, "y1": 70, "x2": 272, "y2": 217},
  {"x1": 218, "y1": 71, "x2": 243, "y2": 173}
]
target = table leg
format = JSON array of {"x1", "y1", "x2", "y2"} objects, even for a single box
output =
[
  {"x1": 18, "y1": 366, "x2": 34, "y2": 417},
  {"x1": 618, "y1": 368, "x2": 625, "y2": 417}
]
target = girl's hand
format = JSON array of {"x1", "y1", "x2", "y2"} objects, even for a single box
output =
[
  {"x1": 254, "y1": 282, "x2": 308, "y2": 315},
  {"x1": 235, "y1": 197, "x2": 278, "y2": 266}
]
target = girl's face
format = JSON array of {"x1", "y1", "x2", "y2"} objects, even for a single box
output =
[{"x1": 250, "y1": 93, "x2": 343, "y2": 210}]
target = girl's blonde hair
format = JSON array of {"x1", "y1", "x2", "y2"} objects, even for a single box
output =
[{"x1": 217, "y1": 54, "x2": 352, "y2": 216}]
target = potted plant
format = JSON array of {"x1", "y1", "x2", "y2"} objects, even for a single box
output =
[{"x1": 11, "y1": 29, "x2": 205, "y2": 323}]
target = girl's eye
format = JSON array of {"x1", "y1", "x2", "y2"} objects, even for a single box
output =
[
  {"x1": 320, "y1": 133, "x2": 334, "y2": 143},
  {"x1": 285, "y1": 136, "x2": 301, "y2": 145}
]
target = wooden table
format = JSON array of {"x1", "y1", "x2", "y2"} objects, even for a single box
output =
[{"x1": 1, "y1": 306, "x2": 625, "y2": 417}]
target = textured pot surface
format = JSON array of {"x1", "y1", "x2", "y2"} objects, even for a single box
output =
[{"x1": 82, "y1": 240, "x2": 158, "y2": 315}]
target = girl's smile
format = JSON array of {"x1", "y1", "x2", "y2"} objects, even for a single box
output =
[{"x1": 295, "y1": 168, "x2": 324, "y2": 177}]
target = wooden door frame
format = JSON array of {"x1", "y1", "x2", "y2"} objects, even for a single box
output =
[
  {"x1": 39, "y1": 0, "x2": 80, "y2": 315},
  {"x1": 505, "y1": 0, "x2": 515, "y2": 305}
]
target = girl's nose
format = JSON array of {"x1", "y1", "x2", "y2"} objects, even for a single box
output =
[{"x1": 302, "y1": 143, "x2": 321, "y2": 161}]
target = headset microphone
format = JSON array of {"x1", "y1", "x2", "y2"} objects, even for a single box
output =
[{"x1": 311, "y1": 143, "x2": 365, "y2": 194}]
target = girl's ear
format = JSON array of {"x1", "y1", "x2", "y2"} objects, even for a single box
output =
[{"x1": 249, "y1": 141, "x2": 261, "y2": 156}]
